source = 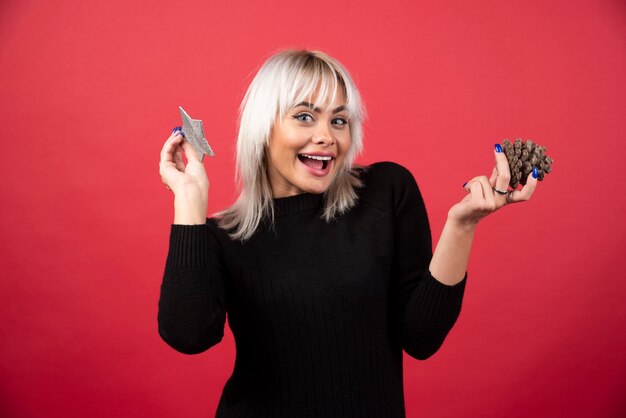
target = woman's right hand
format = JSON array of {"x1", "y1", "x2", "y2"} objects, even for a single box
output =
[{"x1": 159, "y1": 128, "x2": 209, "y2": 224}]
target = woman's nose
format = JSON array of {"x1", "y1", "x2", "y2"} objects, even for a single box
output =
[{"x1": 312, "y1": 124, "x2": 334, "y2": 145}]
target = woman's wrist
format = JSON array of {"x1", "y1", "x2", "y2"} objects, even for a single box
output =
[
  {"x1": 173, "y1": 194, "x2": 207, "y2": 225},
  {"x1": 173, "y1": 212, "x2": 206, "y2": 225},
  {"x1": 446, "y1": 215, "x2": 479, "y2": 234},
  {"x1": 429, "y1": 217, "x2": 476, "y2": 286}
]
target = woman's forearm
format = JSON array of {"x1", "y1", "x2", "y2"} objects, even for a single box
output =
[{"x1": 428, "y1": 218, "x2": 476, "y2": 286}]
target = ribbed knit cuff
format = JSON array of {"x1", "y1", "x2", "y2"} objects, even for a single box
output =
[
  {"x1": 165, "y1": 222, "x2": 212, "y2": 269},
  {"x1": 412, "y1": 270, "x2": 467, "y2": 324}
]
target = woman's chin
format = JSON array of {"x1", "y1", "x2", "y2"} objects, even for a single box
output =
[{"x1": 300, "y1": 181, "x2": 329, "y2": 195}]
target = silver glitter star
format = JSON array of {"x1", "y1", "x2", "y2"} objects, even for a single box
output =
[{"x1": 179, "y1": 106, "x2": 215, "y2": 161}]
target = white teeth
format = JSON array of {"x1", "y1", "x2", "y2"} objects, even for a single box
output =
[{"x1": 300, "y1": 154, "x2": 332, "y2": 161}]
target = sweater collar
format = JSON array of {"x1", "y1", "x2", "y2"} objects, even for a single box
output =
[{"x1": 273, "y1": 192, "x2": 324, "y2": 215}]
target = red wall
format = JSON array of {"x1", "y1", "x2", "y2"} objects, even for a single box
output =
[{"x1": 1, "y1": 0, "x2": 624, "y2": 417}]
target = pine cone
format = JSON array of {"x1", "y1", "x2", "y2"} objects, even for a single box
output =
[{"x1": 502, "y1": 138, "x2": 553, "y2": 189}]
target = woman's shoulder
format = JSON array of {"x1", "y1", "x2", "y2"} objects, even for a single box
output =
[
  {"x1": 354, "y1": 161, "x2": 423, "y2": 214},
  {"x1": 356, "y1": 161, "x2": 419, "y2": 192}
]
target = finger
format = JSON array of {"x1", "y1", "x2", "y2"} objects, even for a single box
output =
[
  {"x1": 488, "y1": 166, "x2": 498, "y2": 187},
  {"x1": 160, "y1": 132, "x2": 185, "y2": 164},
  {"x1": 507, "y1": 169, "x2": 538, "y2": 204},
  {"x1": 475, "y1": 176, "x2": 496, "y2": 210},
  {"x1": 168, "y1": 127, "x2": 182, "y2": 139},
  {"x1": 173, "y1": 144, "x2": 186, "y2": 172},
  {"x1": 464, "y1": 176, "x2": 486, "y2": 200},
  {"x1": 493, "y1": 144, "x2": 511, "y2": 193},
  {"x1": 159, "y1": 160, "x2": 181, "y2": 190},
  {"x1": 463, "y1": 175, "x2": 485, "y2": 195},
  {"x1": 469, "y1": 181, "x2": 484, "y2": 202},
  {"x1": 180, "y1": 138, "x2": 202, "y2": 164},
  {"x1": 464, "y1": 176, "x2": 498, "y2": 211},
  {"x1": 165, "y1": 127, "x2": 183, "y2": 144}
]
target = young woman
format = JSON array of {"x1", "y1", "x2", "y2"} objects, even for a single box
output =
[{"x1": 158, "y1": 49, "x2": 537, "y2": 417}]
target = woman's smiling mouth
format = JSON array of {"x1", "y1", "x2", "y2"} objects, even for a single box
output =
[{"x1": 297, "y1": 153, "x2": 335, "y2": 176}]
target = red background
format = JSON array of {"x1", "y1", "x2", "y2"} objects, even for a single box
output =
[{"x1": 1, "y1": 0, "x2": 625, "y2": 417}]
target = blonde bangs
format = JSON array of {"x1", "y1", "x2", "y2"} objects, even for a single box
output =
[{"x1": 277, "y1": 55, "x2": 349, "y2": 124}]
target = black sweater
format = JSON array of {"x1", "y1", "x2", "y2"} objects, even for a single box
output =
[{"x1": 158, "y1": 161, "x2": 467, "y2": 418}]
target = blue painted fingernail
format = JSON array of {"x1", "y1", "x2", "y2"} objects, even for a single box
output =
[
  {"x1": 172, "y1": 126, "x2": 182, "y2": 133},
  {"x1": 494, "y1": 143, "x2": 502, "y2": 153},
  {"x1": 462, "y1": 181, "x2": 468, "y2": 188},
  {"x1": 532, "y1": 167, "x2": 538, "y2": 178}
]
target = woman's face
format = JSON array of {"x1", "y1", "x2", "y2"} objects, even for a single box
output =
[{"x1": 266, "y1": 88, "x2": 351, "y2": 198}]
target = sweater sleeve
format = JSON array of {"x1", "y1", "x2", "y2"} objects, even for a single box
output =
[
  {"x1": 388, "y1": 163, "x2": 467, "y2": 360},
  {"x1": 157, "y1": 219, "x2": 227, "y2": 355}
]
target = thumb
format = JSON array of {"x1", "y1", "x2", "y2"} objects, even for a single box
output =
[{"x1": 181, "y1": 139, "x2": 202, "y2": 164}]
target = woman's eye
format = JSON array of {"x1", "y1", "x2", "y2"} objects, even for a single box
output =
[
  {"x1": 333, "y1": 118, "x2": 348, "y2": 126},
  {"x1": 294, "y1": 113, "x2": 313, "y2": 122}
]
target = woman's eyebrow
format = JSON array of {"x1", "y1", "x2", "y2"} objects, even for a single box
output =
[{"x1": 294, "y1": 101, "x2": 347, "y2": 114}]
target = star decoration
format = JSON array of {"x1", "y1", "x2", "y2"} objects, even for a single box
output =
[{"x1": 178, "y1": 106, "x2": 215, "y2": 162}]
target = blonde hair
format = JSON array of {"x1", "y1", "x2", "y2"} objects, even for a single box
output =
[{"x1": 215, "y1": 49, "x2": 367, "y2": 241}]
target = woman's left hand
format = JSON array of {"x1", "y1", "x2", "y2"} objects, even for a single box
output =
[{"x1": 447, "y1": 144, "x2": 539, "y2": 228}]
